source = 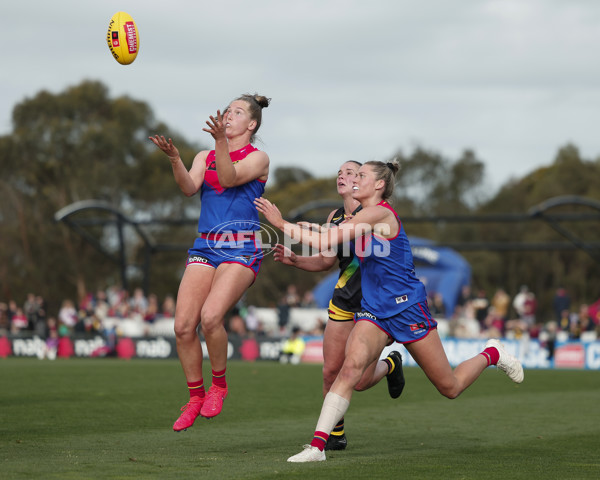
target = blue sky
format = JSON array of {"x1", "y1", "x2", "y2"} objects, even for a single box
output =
[{"x1": 3, "y1": 0, "x2": 600, "y2": 194}]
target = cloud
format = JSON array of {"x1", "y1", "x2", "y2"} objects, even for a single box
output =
[{"x1": 2, "y1": 0, "x2": 600, "y2": 193}]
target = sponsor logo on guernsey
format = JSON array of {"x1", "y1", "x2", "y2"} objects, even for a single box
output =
[{"x1": 395, "y1": 294, "x2": 408, "y2": 304}]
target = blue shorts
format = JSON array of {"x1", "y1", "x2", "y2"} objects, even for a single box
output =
[
  {"x1": 186, "y1": 232, "x2": 263, "y2": 278},
  {"x1": 355, "y1": 302, "x2": 437, "y2": 344}
]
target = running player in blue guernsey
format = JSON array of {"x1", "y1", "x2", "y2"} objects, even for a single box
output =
[
  {"x1": 354, "y1": 200, "x2": 430, "y2": 332},
  {"x1": 271, "y1": 161, "x2": 405, "y2": 452},
  {"x1": 256, "y1": 160, "x2": 524, "y2": 463},
  {"x1": 150, "y1": 93, "x2": 270, "y2": 431}
]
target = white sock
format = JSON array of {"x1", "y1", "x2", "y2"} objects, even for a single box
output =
[{"x1": 315, "y1": 392, "x2": 350, "y2": 436}]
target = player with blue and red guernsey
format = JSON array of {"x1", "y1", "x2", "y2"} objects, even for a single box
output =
[
  {"x1": 256, "y1": 159, "x2": 524, "y2": 463},
  {"x1": 270, "y1": 161, "x2": 406, "y2": 453},
  {"x1": 150, "y1": 93, "x2": 270, "y2": 432},
  {"x1": 192, "y1": 144, "x2": 266, "y2": 274},
  {"x1": 354, "y1": 200, "x2": 433, "y2": 340},
  {"x1": 198, "y1": 144, "x2": 265, "y2": 234}
]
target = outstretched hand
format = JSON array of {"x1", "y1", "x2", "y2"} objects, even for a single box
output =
[
  {"x1": 202, "y1": 110, "x2": 227, "y2": 142},
  {"x1": 149, "y1": 135, "x2": 180, "y2": 160},
  {"x1": 273, "y1": 243, "x2": 297, "y2": 265},
  {"x1": 254, "y1": 197, "x2": 284, "y2": 230}
]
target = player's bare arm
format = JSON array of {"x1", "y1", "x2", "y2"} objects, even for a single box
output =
[
  {"x1": 149, "y1": 135, "x2": 207, "y2": 196},
  {"x1": 255, "y1": 197, "x2": 393, "y2": 250}
]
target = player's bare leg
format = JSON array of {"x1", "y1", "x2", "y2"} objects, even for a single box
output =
[
  {"x1": 406, "y1": 329, "x2": 488, "y2": 399},
  {"x1": 200, "y1": 263, "x2": 255, "y2": 418},
  {"x1": 172, "y1": 265, "x2": 215, "y2": 431},
  {"x1": 322, "y1": 320, "x2": 353, "y2": 450}
]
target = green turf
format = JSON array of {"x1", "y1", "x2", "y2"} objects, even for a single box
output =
[{"x1": 1, "y1": 358, "x2": 599, "y2": 479}]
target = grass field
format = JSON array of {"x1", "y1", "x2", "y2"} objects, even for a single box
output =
[{"x1": 1, "y1": 358, "x2": 599, "y2": 479}]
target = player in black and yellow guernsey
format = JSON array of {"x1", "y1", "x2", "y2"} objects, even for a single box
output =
[{"x1": 272, "y1": 161, "x2": 405, "y2": 451}]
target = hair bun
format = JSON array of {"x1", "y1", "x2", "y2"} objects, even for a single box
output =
[
  {"x1": 386, "y1": 160, "x2": 400, "y2": 175},
  {"x1": 253, "y1": 95, "x2": 271, "y2": 109}
]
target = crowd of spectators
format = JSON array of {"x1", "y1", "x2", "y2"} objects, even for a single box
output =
[
  {"x1": 2, "y1": 284, "x2": 599, "y2": 344},
  {"x1": 442, "y1": 285, "x2": 600, "y2": 342},
  {"x1": 0, "y1": 287, "x2": 176, "y2": 340},
  {"x1": 226, "y1": 285, "x2": 325, "y2": 338},
  {"x1": 0, "y1": 283, "x2": 324, "y2": 342}
]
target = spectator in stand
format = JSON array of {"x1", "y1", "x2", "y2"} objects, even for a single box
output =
[
  {"x1": 280, "y1": 326, "x2": 306, "y2": 365},
  {"x1": 32, "y1": 295, "x2": 48, "y2": 337},
  {"x1": 144, "y1": 293, "x2": 160, "y2": 323},
  {"x1": 114, "y1": 301, "x2": 131, "y2": 320},
  {"x1": 7, "y1": 300, "x2": 18, "y2": 323},
  {"x1": 569, "y1": 304, "x2": 595, "y2": 339},
  {"x1": 588, "y1": 298, "x2": 600, "y2": 329},
  {"x1": 309, "y1": 317, "x2": 326, "y2": 336},
  {"x1": 558, "y1": 308, "x2": 571, "y2": 333},
  {"x1": 482, "y1": 307, "x2": 505, "y2": 338},
  {"x1": 284, "y1": 284, "x2": 301, "y2": 307},
  {"x1": 552, "y1": 287, "x2": 571, "y2": 323},
  {"x1": 227, "y1": 313, "x2": 247, "y2": 336},
  {"x1": 449, "y1": 300, "x2": 480, "y2": 339},
  {"x1": 0, "y1": 303, "x2": 9, "y2": 335},
  {"x1": 45, "y1": 316, "x2": 59, "y2": 359},
  {"x1": 244, "y1": 305, "x2": 260, "y2": 334},
  {"x1": 429, "y1": 292, "x2": 446, "y2": 318},
  {"x1": 278, "y1": 285, "x2": 301, "y2": 332},
  {"x1": 79, "y1": 292, "x2": 96, "y2": 319},
  {"x1": 456, "y1": 284, "x2": 473, "y2": 309},
  {"x1": 512, "y1": 285, "x2": 529, "y2": 319},
  {"x1": 491, "y1": 288, "x2": 510, "y2": 321},
  {"x1": 106, "y1": 286, "x2": 122, "y2": 311},
  {"x1": 522, "y1": 292, "x2": 537, "y2": 331},
  {"x1": 506, "y1": 291, "x2": 537, "y2": 338},
  {"x1": 23, "y1": 293, "x2": 38, "y2": 331},
  {"x1": 300, "y1": 291, "x2": 318, "y2": 308},
  {"x1": 58, "y1": 299, "x2": 78, "y2": 334},
  {"x1": 161, "y1": 295, "x2": 176, "y2": 319},
  {"x1": 94, "y1": 289, "x2": 110, "y2": 322},
  {"x1": 10, "y1": 308, "x2": 28, "y2": 334},
  {"x1": 472, "y1": 289, "x2": 490, "y2": 328},
  {"x1": 130, "y1": 287, "x2": 149, "y2": 316}
]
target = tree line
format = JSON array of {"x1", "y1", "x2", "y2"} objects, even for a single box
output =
[{"x1": 1, "y1": 80, "x2": 599, "y2": 321}]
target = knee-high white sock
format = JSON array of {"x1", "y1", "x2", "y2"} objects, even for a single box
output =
[{"x1": 315, "y1": 392, "x2": 350, "y2": 436}]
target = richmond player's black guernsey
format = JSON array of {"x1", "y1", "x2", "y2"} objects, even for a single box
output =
[{"x1": 327, "y1": 205, "x2": 362, "y2": 320}]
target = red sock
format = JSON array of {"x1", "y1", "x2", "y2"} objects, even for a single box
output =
[
  {"x1": 187, "y1": 379, "x2": 205, "y2": 399},
  {"x1": 212, "y1": 368, "x2": 227, "y2": 389},
  {"x1": 310, "y1": 431, "x2": 329, "y2": 451},
  {"x1": 480, "y1": 347, "x2": 500, "y2": 366}
]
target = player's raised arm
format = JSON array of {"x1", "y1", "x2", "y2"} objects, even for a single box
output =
[{"x1": 149, "y1": 135, "x2": 207, "y2": 196}]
